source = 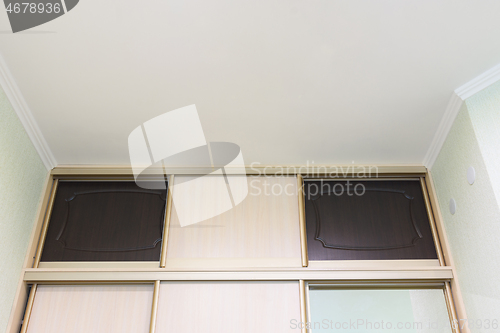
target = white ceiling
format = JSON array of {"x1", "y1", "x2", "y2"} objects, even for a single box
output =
[{"x1": 1, "y1": 0, "x2": 500, "y2": 167}]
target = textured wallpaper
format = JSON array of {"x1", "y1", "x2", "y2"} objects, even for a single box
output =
[
  {"x1": 432, "y1": 100, "x2": 500, "y2": 328},
  {"x1": 466, "y1": 81, "x2": 500, "y2": 209},
  {"x1": 0, "y1": 86, "x2": 48, "y2": 333}
]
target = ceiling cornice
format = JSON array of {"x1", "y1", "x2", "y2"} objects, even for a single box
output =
[
  {"x1": 0, "y1": 52, "x2": 56, "y2": 170},
  {"x1": 424, "y1": 63, "x2": 500, "y2": 169},
  {"x1": 423, "y1": 93, "x2": 463, "y2": 169},
  {"x1": 455, "y1": 63, "x2": 500, "y2": 100}
]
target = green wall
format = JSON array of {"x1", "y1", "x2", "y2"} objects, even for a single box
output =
[
  {"x1": 0, "y1": 85, "x2": 48, "y2": 333},
  {"x1": 431, "y1": 82, "x2": 500, "y2": 331}
]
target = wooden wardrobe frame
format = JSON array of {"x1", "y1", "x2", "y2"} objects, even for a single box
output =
[{"x1": 6, "y1": 165, "x2": 468, "y2": 333}]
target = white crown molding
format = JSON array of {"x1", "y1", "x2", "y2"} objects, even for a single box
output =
[
  {"x1": 0, "y1": 52, "x2": 56, "y2": 170},
  {"x1": 424, "y1": 63, "x2": 500, "y2": 169},
  {"x1": 455, "y1": 63, "x2": 500, "y2": 100},
  {"x1": 423, "y1": 93, "x2": 463, "y2": 169}
]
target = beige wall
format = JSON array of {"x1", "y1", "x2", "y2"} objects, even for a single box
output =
[
  {"x1": 0, "y1": 85, "x2": 48, "y2": 333},
  {"x1": 431, "y1": 82, "x2": 500, "y2": 329}
]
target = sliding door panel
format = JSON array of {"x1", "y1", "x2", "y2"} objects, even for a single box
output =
[
  {"x1": 27, "y1": 285, "x2": 153, "y2": 333},
  {"x1": 156, "y1": 282, "x2": 300, "y2": 333},
  {"x1": 305, "y1": 180, "x2": 437, "y2": 260},
  {"x1": 308, "y1": 288, "x2": 452, "y2": 333},
  {"x1": 41, "y1": 181, "x2": 166, "y2": 262},
  {"x1": 166, "y1": 176, "x2": 301, "y2": 268}
]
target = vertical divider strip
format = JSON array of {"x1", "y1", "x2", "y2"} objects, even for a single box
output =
[
  {"x1": 299, "y1": 280, "x2": 308, "y2": 333},
  {"x1": 19, "y1": 283, "x2": 37, "y2": 333},
  {"x1": 425, "y1": 172, "x2": 469, "y2": 333},
  {"x1": 149, "y1": 281, "x2": 161, "y2": 333},
  {"x1": 33, "y1": 179, "x2": 59, "y2": 268},
  {"x1": 419, "y1": 177, "x2": 445, "y2": 266},
  {"x1": 444, "y1": 282, "x2": 460, "y2": 333},
  {"x1": 297, "y1": 175, "x2": 308, "y2": 267},
  {"x1": 160, "y1": 175, "x2": 174, "y2": 268}
]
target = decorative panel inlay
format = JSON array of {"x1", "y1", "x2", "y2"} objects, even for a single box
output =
[
  {"x1": 305, "y1": 180, "x2": 438, "y2": 260},
  {"x1": 41, "y1": 182, "x2": 167, "y2": 262},
  {"x1": 58, "y1": 190, "x2": 164, "y2": 252},
  {"x1": 311, "y1": 188, "x2": 422, "y2": 250}
]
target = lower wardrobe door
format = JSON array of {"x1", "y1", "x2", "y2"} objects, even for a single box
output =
[
  {"x1": 308, "y1": 287, "x2": 453, "y2": 333},
  {"x1": 155, "y1": 281, "x2": 301, "y2": 333},
  {"x1": 26, "y1": 284, "x2": 153, "y2": 333}
]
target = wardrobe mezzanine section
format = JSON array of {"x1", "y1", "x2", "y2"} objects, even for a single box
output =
[{"x1": 12, "y1": 168, "x2": 459, "y2": 333}]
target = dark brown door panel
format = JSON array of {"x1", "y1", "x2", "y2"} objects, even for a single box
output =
[
  {"x1": 41, "y1": 181, "x2": 167, "y2": 262},
  {"x1": 304, "y1": 180, "x2": 438, "y2": 260}
]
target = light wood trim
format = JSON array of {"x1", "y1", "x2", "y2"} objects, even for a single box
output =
[
  {"x1": 424, "y1": 173, "x2": 459, "y2": 267},
  {"x1": 444, "y1": 282, "x2": 460, "y2": 333},
  {"x1": 299, "y1": 280, "x2": 307, "y2": 333},
  {"x1": 425, "y1": 171, "x2": 469, "y2": 332},
  {"x1": 308, "y1": 259, "x2": 440, "y2": 269},
  {"x1": 51, "y1": 166, "x2": 135, "y2": 176},
  {"x1": 165, "y1": 258, "x2": 301, "y2": 269},
  {"x1": 19, "y1": 284, "x2": 37, "y2": 333},
  {"x1": 308, "y1": 281, "x2": 445, "y2": 289},
  {"x1": 305, "y1": 282, "x2": 311, "y2": 332},
  {"x1": 420, "y1": 177, "x2": 445, "y2": 266},
  {"x1": 6, "y1": 277, "x2": 29, "y2": 333},
  {"x1": 297, "y1": 175, "x2": 308, "y2": 267},
  {"x1": 6, "y1": 174, "x2": 53, "y2": 333},
  {"x1": 149, "y1": 281, "x2": 160, "y2": 333},
  {"x1": 51, "y1": 165, "x2": 427, "y2": 176},
  {"x1": 33, "y1": 179, "x2": 59, "y2": 268},
  {"x1": 56, "y1": 177, "x2": 136, "y2": 181},
  {"x1": 23, "y1": 175, "x2": 54, "y2": 269},
  {"x1": 303, "y1": 177, "x2": 421, "y2": 181},
  {"x1": 160, "y1": 175, "x2": 174, "y2": 268},
  {"x1": 38, "y1": 262, "x2": 161, "y2": 269},
  {"x1": 23, "y1": 267, "x2": 453, "y2": 282},
  {"x1": 23, "y1": 264, "x2": 454, "y2": 272}
]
